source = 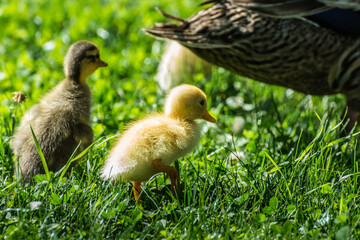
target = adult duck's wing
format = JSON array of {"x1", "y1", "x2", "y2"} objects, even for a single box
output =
[
  {"x1": 230, "y1": 0, "x2": 360, "y2": 17},
  {"x1": 230, "y1": 0, "x2": 360, "y2": 34},
  {"x1": 228, "y1": 0, "x2": 328, "y2": 17}
]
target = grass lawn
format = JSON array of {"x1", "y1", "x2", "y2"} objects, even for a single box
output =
[{"x1": 1, "y1": 0, "x2": 360, "y2": 239}]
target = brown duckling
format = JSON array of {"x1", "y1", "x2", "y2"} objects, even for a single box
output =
[{"x1": 11, "y1": 40, "x2": 107, "y2": 183}]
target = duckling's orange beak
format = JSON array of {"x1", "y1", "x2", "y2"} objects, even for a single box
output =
[{"x1": 202, "y1": 111, "x2": 216, "y2": 123}]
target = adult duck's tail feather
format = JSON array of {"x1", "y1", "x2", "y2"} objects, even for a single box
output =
[
  {"x1": 145, "y1": 23, "x2": 232, "y2": 49},
  {"x1": 155, "y1": 7, "x2": 187, "y2": 24},
  {"x1": 144, "y1": 20, "x2": 207, "y2": 47},
  {"x1": 144, "y1": 3, "x2": 245, "y2": 48},
  {"x1": 143, "y1": 8, "x2": 189, "y2": 42},
  {"x1": 144, "y1": 26, "x2": 188, "y2": 45}
]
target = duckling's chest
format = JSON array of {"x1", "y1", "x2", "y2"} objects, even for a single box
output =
[
  {"x1": 161, "y1": 121, "x2": 201, "y2": 166},
  {"x1": 44, "y1": 82, "x2": 92, "y2": 123}
]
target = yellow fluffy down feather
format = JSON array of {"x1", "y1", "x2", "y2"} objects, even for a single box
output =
[
  {"x1": 101, "y1": 114, "x2": 200, "y2": 182},
  {"x1": 101, "y1": 84, "x2": 216, "y2": 187}
]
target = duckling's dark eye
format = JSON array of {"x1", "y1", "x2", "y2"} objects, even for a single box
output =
[
  {"x1": 85, "y1": 54, "x2": 99, "y2": 62},
  {"x1": 85, "y1": 56, "x2": 96, "y2": 62},
  {"x1": 200, "y1": 99, "x2": 205, "y2": 106}
]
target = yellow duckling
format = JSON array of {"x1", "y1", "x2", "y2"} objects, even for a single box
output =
[
  {"x1": 101, "y1": 84, "x2": 216, "y2": 200},
  {"x1": 11, "y1": 40, "x2": 107, "y2": 183}
]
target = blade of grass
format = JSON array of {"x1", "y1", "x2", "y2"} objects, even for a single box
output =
[
  {"x1": 265, "y1": 152, "x2": 292, "y2": 198},
  {"x1": 30, "y1": 124, "x2": 50, "y2": 181},
  {"x1": 314, "y1": 111, "x2": 321, "y2": 122},
  {"x1": 296, "y1": 124, "x2": 324, "y2": 162}
]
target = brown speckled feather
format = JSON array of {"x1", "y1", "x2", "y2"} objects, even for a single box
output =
[{"x1": 146, "y1": 2, "x2": 359, "y2": 95}]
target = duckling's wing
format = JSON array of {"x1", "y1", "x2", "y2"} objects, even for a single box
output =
[
  {"x1": 11, "y1": 104, "x2": 41, "y2": 155},
  {"x1": 14, "y1": 108, "x2": 90, "y2": 167},
  {"x1": 101, "y1": 116, "x2": 199, "y2": 182},
  {"x1": 100, "y1": 120, "x2": 161, "y2": 181}
]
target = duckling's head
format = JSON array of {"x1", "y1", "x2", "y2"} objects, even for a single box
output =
[
  {"x1": 64, "y1": 40, "x2": 107, "y2": 83},
  {"x1": 165, "y1": 84, "x2": 216, "y2": 123}
]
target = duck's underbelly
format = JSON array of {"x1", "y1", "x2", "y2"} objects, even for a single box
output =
[
  {"x1": 190, "y1": 47, "x2": 338, "y2": 96},
  {"x1": 121, "y1": 148, "x2": 194, "y2": 182}
]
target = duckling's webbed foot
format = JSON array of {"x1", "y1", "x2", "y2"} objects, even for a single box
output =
[
  {"x1": 153, "y1": 159, "x2": 181, "y2": 196},
  {"x1": 165, "y1": 169, "x2": 181, "y2": 195},
  {"x1": 133, "y1": 181, "x2": 142, "y2": 201}
]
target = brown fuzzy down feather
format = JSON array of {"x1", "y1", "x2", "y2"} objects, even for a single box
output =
[
  {"x1": 11, "y1": 79, "x2": 93, "y2": 183},
  {"x1": 11, "y1": 40, "x2": 106, "y2": 183}
]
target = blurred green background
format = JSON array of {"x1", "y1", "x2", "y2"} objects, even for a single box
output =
[{"x1": 0, "y1": 0, "x2": 195, "y2": 132}]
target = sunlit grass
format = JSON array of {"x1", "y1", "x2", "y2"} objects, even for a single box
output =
[{"x1": 1, "y1": 0, "x2": 360, "y2": 239}]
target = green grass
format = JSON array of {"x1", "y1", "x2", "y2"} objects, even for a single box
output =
[{"x1": 1, "y1": 0, "x2": 360, "y2": 239}]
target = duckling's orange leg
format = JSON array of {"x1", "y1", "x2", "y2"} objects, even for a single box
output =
[
  {"x1": 153, "y1": 159, "x2": 181, "y2": 195},
  {"x1": 133, "y1": 181, "x2": 142, "y2": 201}
]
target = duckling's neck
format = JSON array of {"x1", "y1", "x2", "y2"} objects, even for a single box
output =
[
  {"x1": 167, "y1": 113, "x2": 195, "y2": 123},
  {"x1": 66, "y1": 75, "x2": 88, "y2": 85},
  {"x1": 79, "y1": 75, "x2": 88, "y2": 84},
  {"x1": 60, "y1": 77, "x2": 92, "y2": 119},
  {"x1": 65, "y1": 65, "x2": 90, "y2": 84}
]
